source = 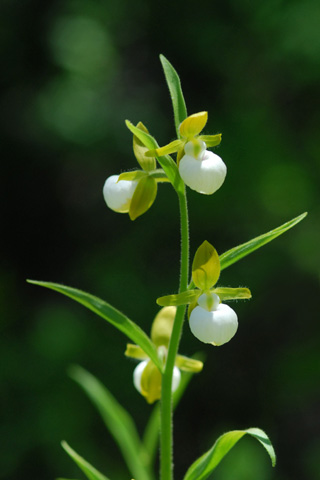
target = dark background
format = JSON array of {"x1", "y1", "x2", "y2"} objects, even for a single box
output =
[{"x1": 1, "y1": 0, "x2": 319, "y2": 479}]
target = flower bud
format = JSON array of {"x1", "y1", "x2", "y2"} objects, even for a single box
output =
[
  {"x1": 133, "y1": 360, "x2": 181, "y2": 403},
  {"x1": 189, "y1": 300, "x2": 238, "y2": 346},
  {"x1": 103, "y1": 175, "x2": 137, "y2": 213},
  {"x1": 179, "y1": 141, "x2": 226, "y2": 195}
]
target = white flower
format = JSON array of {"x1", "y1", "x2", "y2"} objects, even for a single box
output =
[
  {"x1": 103, "y1": 175, "x2": 137, "y2": 213},
  {"x1": 189, "y1": 292, "x2": 238, "y2": 346},
  {"x1": 179, "y1": 141, "x2": 226, "y2": 195}
]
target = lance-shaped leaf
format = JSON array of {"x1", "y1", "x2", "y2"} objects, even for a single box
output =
[
  {"x1": 125, "y1": 120, "x2": 184, "y2": 193},
  {"x1": 156, "y1": 289, "x2": 200, "y2": 307},
  {"x1": 129, "y1": 176, "x2": 157, "y2": 221},
  {"x1": 192, "y1": 241, "x2": 220, "y2": 290},
  {"x1": 133, "y1": 122, "x2": 156, "y2": 171},
  {"x1": 27, "y1": 280, "x2": 163, "y2": 372},
  {"x1": 160, "y1": 55, "x2": 187, "y2": 138},
  {"x1": 184, "y1": 427, "x2": 276, "y2": 480},
  {"x1": 180, "y1": 112, "x2": 208, "y2": 139},
  {"x1": 61, "y1": 441, "x2": 110, "y2": 480},
  {"x1": 220, "y1": 212, "x2": 307, "y2": 271},
  {"x1": 213, "y1": 287, "x2": 252, "y2": 301},
  {"x1": 69, "y1": 366, "x2": 153, "y2": 480}
]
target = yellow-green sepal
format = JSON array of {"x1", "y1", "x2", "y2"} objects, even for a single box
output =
[
  {"x1": 198, "y1": 134, "x2": 222, "y2": 147},
  {"x1": 151, "y1": 306, "x2": 176, "y2": 347},
  {"x1": 175, "y1": 355, "x2": 203, "y2": 373},
  {"x1": 118, "y1": 170, "x2": 147, "y2": 182},
  {"x1": 129, "y1": 176, "x2": 157, "y2": 221},
  {"x1": 156, "y1": 289, "x2": 200, "y2": 307},
  {"x1": 133, "y1": 122, "x2": 156, "y2": 171},
  {"x1": 179, "y1": 112, "x2": 208, "y2": 139},
  {"x1": 146, "y1": 139, "x2": 184, "y2": 157},
  {"x1": 140, "y1": 360, "x2": 162, "y2": 404},
  {"x1": 125, "y1": 343, "x2": 149, "y2": 360},
  {"x1": 213, "y1": 287, "x2": 252, "y2": 301},
  {"x1": 192, "y1": 241, "x2": 220, "y2": 290}
]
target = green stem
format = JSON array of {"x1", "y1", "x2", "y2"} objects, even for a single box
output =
[{"x1": 160, "y1": 190, "x2": 189, "y2": 480}]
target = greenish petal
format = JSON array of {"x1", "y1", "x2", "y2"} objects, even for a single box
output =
[
  {"x1": 129, "y1": 176, "x2": 157, "y2": 221},
  {"x1": 198, "y1": 134, "x2": 222, "y2": 147},
  {"x1": 156, "y1": 289, "x2": 200, "y2": 307},
  {"x1": 213, "y1": 287, "x2": 252, "y2": 301},
  {"x1": 175, "y1": 355, "x2": 203, "y2": 373},
  {"x1": 146, "y1": 139, "x2": 184, "y2": 157},
  {"x1": 133, "y1": 122, "x2": 156, "y2": 171},
  {"x1": 192, "y1": 241, "x2": 220, "y2": 290},
  {"x1": 125, "y1": 344, "x2": 149, "y2": 360},
  {"x1": 141, "y1": 360, "x2": 162, "y2": 404}
]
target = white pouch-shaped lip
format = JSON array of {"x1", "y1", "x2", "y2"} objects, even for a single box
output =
[
  {"x1": 189, "y1": 303, "x2": 238, "y2": 346},
  {"x1": 103, "y1": 175, "x2": 137, "y2": 213},
  {"x1": 179, "y1": 141, "x2": 226, "y2": 195}
]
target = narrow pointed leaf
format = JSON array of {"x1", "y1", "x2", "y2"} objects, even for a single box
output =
[
  {"x1": 184, "y1": 427, "x2": 276, "y2": 480},
  {"x1": 129, "y1": 176, "x2": 157, "y2": 220},
  {"x1": 220, "y1": 212, "x2": 307, "y2": 271},
  {"x1": 118, "y1": 171, "x2": 147, "y2": 182},
  {"x1": 192, "y1": 241, "x2": 220, "y2": 290},
  {"x1": 69, "y1": 366, "x2": 153, "y2": 480},
  {"x1": 133, "y1": 122, "x2": 156, "y2": 171},
  {"x1": 125, "y1": 120, "x2": 184, "y2": 193},
  {"x1": 27, "y1": 280, "x2": 163, "y2": 372},
  {"x1": 160, "y1": 55, "x2": 187, "y2": 138},
  {"x1": 198, "y1": 134, "x2": 222, "y2": 147},
  {"x1": 213, "y1": 287, "x2": 251, "y2": 301},
  {"x1": 156, "y1": 289, "x2": 199, "y2": 307},
  {"x1": 61, "y1": 441, "x2": 110, "y2": 480}
]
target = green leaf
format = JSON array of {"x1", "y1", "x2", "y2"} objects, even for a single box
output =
[
  {"x1": 69, "y1": 366, "x2": 153, "y2": 480},
  {"x1": 27, "y1": 280, "x2": 163, "y2": 372},
  {"x1": 129, "y1": 176, "x2": 157, "y2": 221},
  {"x1": 125, "y1": 120, "x2": 184, "y2": 193},
  {"x1": 184, "y1": 427, "x2": 276, "y2": 480},
  {"x1": 213, "y1": 287, "x2": 252, "y2": 301},
  {"x1": 133, "y1": 122, "x2": 156, "y2": 171},
  {"x1": 192, "y1": 241, "x2": 220, "y2": 290},
  {"x1": 61, "y1": 441, "x2": 110, "y2": 480},
  {"x1": 159, "y1": 55, "x2": 187, "y2": 138},
  {"x1": 156, "y1": 289, "x2": 199, "y2": 307},
  {"x1": 220, "y1": 212, "x2": 307, "y2": 271}
]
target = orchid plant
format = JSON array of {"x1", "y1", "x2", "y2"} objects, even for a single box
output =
[{"x1": 28, "y1": 55, "x2": 307, "y2": 480}]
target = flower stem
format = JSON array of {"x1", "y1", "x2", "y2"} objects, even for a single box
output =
[{"x1": 160, "y1": 190, "x2": 189, "y2": 480}]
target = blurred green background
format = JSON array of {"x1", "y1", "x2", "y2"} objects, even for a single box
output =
[{"x1": 1, "y1": 0, "x2": 319, "y2": 479}]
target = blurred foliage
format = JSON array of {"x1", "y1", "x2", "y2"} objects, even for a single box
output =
[{"x1": 1, "y1": 0, "x2": 319, "y2": 479}]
